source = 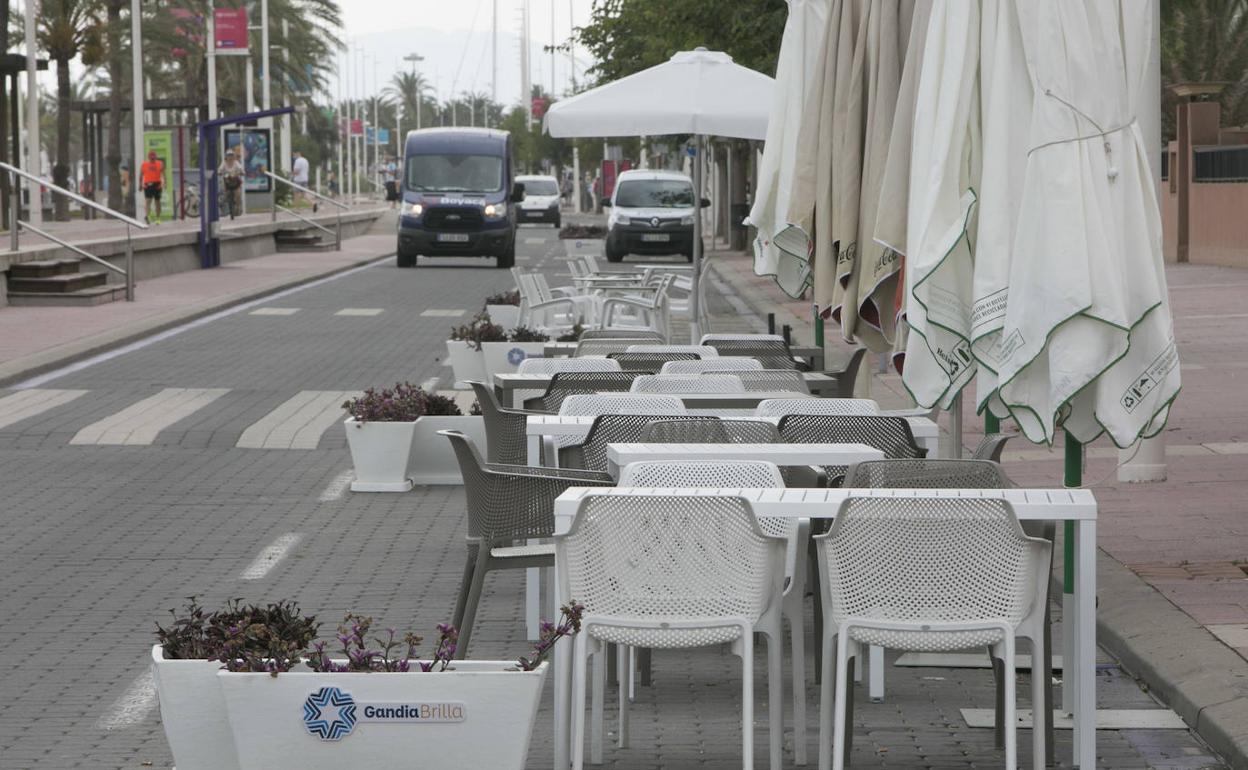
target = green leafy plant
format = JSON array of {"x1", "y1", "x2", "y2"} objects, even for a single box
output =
[
  {"x1": 509, "y1": 326, "x2": 551, "y2": 343},
  {"x1": 485, "y1": 289, "x2": 521, "y2": 306},
  {"x1": 556, "y1": 323, "x2": 586, "y2": 342},
  {"x1": 558, "y1": 224, "x2": 608, "y2": 240},
  {"x1": 449, "y1": 312, "x2": 508, "y2": 351}
]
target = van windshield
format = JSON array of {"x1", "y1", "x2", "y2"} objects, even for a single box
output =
[
  {"x1": 521, "y1": 179, "x2": 559, "y2": 196},
  {"x1": 614, "y1": 179, "x2": 694, "y2": 208},
  {"x1": 406, "y1": 154, "x2": 503, "y2": 193}
]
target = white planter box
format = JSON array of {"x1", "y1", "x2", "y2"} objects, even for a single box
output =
[
  {"x1": 344, "y1": 418, "x2": 417, "y2": 492},
  {"x1": 481, "y1": 341, "x2": 547, "y2": 385},
  {"x1": 151, "y1": 645, "x2": 241, "y2": 770},
  {"x1": 444, "y1": 340, "x2": 485, "y2": 389},
  {"x1": 218, "y1": 662, "x2": 547, "y2": 770},
  {"x1": 486, "y1": 304, "x2": 520, "y2": 330},
  {"x1": 562, "y1": 237, "x2": 605, "y2": 257},
  {"x1": 410, "y1": 415, "x2": 485, "y2": 485}
]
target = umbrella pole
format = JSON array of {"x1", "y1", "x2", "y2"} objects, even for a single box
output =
[
  {"x1": 1062, "y1": 430, "x2": 1081, "y2": 713},
  {"x1": 690, "y1": 134, "x2": 705, "y2": 340},
  {"x1": 984, "y1": 413, "x2": 1000, "y2": 434}
]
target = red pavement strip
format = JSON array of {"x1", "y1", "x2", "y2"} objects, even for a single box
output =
[
  {"x1": 0, "y1": 233, "x2": 397, "y2": 386},
  {"x1": 710, "y1": 246, "x2": 1248, "y2": 767}
]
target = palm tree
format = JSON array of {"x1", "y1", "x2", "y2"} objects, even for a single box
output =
[
  {"x1": 103, "y1": 0, "x2": 124, "y2": 212},
  {"x1": 36, "y1": 0, "x2": 105, "y2": 219},
  {"x1": 1162, "y1": 0, "x2": 1248, "y2": 140},
  {"x1": 384, "y1": 70, "x2": 432, "y2": 131}
]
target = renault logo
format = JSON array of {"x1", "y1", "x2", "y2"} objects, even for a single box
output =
[
  {"x1": 650, "y1": 217, "x2": 660, "y2": 227},
  {"x1": 447, "y1": 214, "x2": 461, "y2": 221}
]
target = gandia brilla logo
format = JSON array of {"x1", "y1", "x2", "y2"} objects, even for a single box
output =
[{"x1": 303, "y1": 686, "x2": 357, "y2": 741}]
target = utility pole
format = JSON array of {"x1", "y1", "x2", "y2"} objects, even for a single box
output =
[
  {"x1": 491, "y1": 0, "x2": 498, "y2": 106},
  {"x1": 568, "y1": 0, "x2": 576, "y2": 92},
  {"x1": 345, "y1": 41, "x2": 353, "y2": 201},
  {"x1": 130, "y1": 0, "x2": 144, "y2": 220},
  {"x1": 207, "y1": 3, "x2": 218, "y2": 121},
  {"x1": 550, "y1": 0, "x2": 556, "y2": 96},
  {"x1": 336, "y1": 51, "x2": 343, "y2": 199},
  {"x1": 260, "y1": 0, "x2": 270, "y2": 111},
  {"x1": 280, "y1": 18, "x2": 291, "y2": 173},
  {"x1": 521, "y1": 0, "x2": 532, "y2": 128},
  {"x1": 23, "y1": 0, "x2": 39, "y2": 223},
  {"x1": 404, "y1": 53, "x2": 424, "y2": 132}
]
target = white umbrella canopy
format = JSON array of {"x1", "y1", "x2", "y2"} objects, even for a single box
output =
[
  {"x1": 543, "y1": 49, "x2": 773, "y2": 141},
  {"x1": 747, "y1": 0, "x2": 831, "y2": 299},
  {"x1": 992, "y1": 0, "x2": 1179, "y2": 447},
  {"x1": 900, "y1": 0, "x2": 981, "y2": 411}
]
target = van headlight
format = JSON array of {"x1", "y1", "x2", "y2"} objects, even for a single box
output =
[
  {"x1": 484, "y1": 203, "x2": 504, "y2": 218},
  {"x1": 681, "y1": 215, "x2": 695, "y2": 225},
  {"x1": 614, "y1": 215, "x2": 631, "y2": 226},
  {"x1": 408, "y1": 202, "x2": 423, "y2": 217}
]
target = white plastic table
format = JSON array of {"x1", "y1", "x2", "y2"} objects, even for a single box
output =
[
  {"x1": 547, "y1": 487, "x2": 1099, "y2": 770},
  {"x1": 605, "y1": 441, "x2": 883, "y2": 479},
  {"x1": 541, "y1": 341, "x2": 827, "y2": 369},
  {"x1": 494, "y1": 373, "x2": 836, "y2": 408}
]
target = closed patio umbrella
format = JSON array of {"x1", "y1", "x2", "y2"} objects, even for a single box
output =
[
  {"x1": 747, "y1": 0, "x2": 831, "y2": 299},
  {"x1": 544, "y1": 49, "x2": 774, "y2": 339},
  {"x1": 991, "y1": 0, "x2": 1179, "y2": 447},
  {"x1": 900, "y1": 0, "x2": 981, "y2": 411}
]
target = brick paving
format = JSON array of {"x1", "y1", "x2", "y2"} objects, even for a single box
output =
[{"x1": 0, "y1": 219, "x2": 1230, "y2": 768}]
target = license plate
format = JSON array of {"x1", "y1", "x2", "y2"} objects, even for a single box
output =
[
  {"x1": 437, "y1": 233, "x2": 470, "y2": 243},
  {"x1": 641, "y1": 233, "x2": 670, "y2": 242}
]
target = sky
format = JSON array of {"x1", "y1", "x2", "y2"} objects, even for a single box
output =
[{"x1": 334, "y1": 0, "x2": 596, "y2": 111}]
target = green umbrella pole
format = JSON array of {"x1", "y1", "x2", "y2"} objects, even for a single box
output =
[
  {"x1": 1063, "y1": 431, "x2": 1081, "y2": 592},
  {"x1": 814, "y1": 309, "x2": 825, "y2": 349},
  {"x1": 985, "y1": 412, "x2": 1000, "y2": 434}
]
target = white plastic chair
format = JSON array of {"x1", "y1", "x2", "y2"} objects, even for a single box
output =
[
  {"x1": 515, "y1": 271, "x2": 595, "y2": 331},
  {"x1": 630, "y1": 374, "x2": 746, "y2": 394},
  {"x1": 517, "y1": 358, "x2": 621, "y2": 375},
  {"x1": 814, "y1": 496, "x2": 1051, "y2": 770},
  {"x1": 554, "y1": 394, "x2": 685, "y2": 450},
  {"x1": 617, "y1": 461, "x2": 811, "y2": 766},
  {"x1": 754, "y1": 397, "x2": 881, "y2": 419},
  {"x1": 598, "y1": 275, "x2": 674, "y2": 338},
  {"x1": 625, "y1": 343, "x2": 718, "y2": 357},
  {"x1": 660, "y1": 358, "x2": 764, "y2": 374},
  {"x1": 700, "y1": 333, "x2": 788, "y2": 344},
  {"x1": 558, "y1": 493, "x2": 787, "y2": 770},
  {"x1": 713, "y1": 369, "x2": 810, "y2": 394}
]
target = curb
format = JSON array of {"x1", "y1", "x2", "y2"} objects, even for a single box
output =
[
  {"x1": 1096, "y1": 551, "x2": 1248, "y2": 770},
  {"x1": 0, "y1": 250, "x2": 392, "y2": 388}
]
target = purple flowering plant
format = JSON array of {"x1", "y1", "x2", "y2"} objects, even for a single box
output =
[
  {"x1": 449, "y1": 312, "x2": 508, "y2": 351},
  {"x1": 508, "y1": 326, "x2": 550, "y2": 343},
  {"x1": 517, "y1": 601, "x2": 584, "y2": 672},
  {"x1": 485, "y1": 289, "x2": 521, "y2": 306},
  {"x1": 342, "y1": 382, "x2": 462, "y2": 423}
]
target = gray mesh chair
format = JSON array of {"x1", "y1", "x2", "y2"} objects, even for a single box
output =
[
  {"x1": 778, "y1": 413, "x2": 926, "y2": 487},
  {"x1": 558, "y1": 414, "x2": 699, "y2": 473},
  {"x1": 814, "y1": 496, "x2": 1050, "y2": 770},
  {"x1": 441, "y1": 430, "x2": 614, "y2": 659},
  {"x1": 517, "y1": 358, "x2": 621, "y2": 375},
  {"x1": 580, "y1": 328, "x2": 665, "y2": 342},
  {"x1": 642, "y1": 417, "x2": 822, "y2": 488},
  {"x1": 820, "y1": 347, "x2": 869, "y2": 398},
  {"x1": 573, "y1": 339, "x2": 656, "y2": 357},
  {"x1": 467, "y1": 380, "x2": 533, "y2": 465},
  {"x1": 630, "y1": 373, "x2": 746, "y2": 394},
  {"x1": 703, "y1": 338, "x2": 802, "y2": 370},
  {"x1": 711, "y1": 369, "x2": 810, "y2": 393},
  {"x1": 755, "y1": 397, "x2": 880, "y2": 419},
  {"x1": 972, "y1": 433, "x2": 1014, "y2": 462},
  {"x1": 625, "y1": 343, "x2": 718, "y2": 357},
  {"x1": 523, "y1": 370, "x2": 645, "y2": 412},
  {"x1": 607, "y1": 351, "x2": 700, "y2": 372}
]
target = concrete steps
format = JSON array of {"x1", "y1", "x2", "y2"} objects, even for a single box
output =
[
  {"x1": 5, "y1": 259, "x2": 126, "y2": 306},
  {"x1": 274, "y1": 228, "x2": 335, "y2": 253}
]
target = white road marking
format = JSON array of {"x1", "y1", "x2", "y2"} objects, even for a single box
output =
[
  {"x1": 249, "y1": 307, "x2": 300, "y2": 316},
  {"x1": 420, "y1": 309, "x2": 466, "y2": 317},
  {"x1": 70, "y1": 388, "x2": 229, "y2": 446},
  {"x1": 236, "y1": 390, "x2": 360, "y2": 449},
  {"x1": 95, "y1": 671, "x2": 156, "y2": 730},
  {"x1": 240, "y1": 533, "x2": 304, "y2": 580},
  {"x1": 13, "y1": 256, "x2": 392, "y2": 390},
  {"x1": 318, "y1": 470, "x2": 354, "y2": 502},
  {"x1": 0, "y1": 389, "x2": 88, "y2": 430},
  {"x1": 335, "y1": 308, "x2": 384, "y2": 316}
]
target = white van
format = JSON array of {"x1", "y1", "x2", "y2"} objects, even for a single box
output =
[
  {"x1": 603, "y1": 169, "x2": 706, "y2": 263},
  {"x1": 515, "y1": 174, "x2": 562, "y2": 227}
]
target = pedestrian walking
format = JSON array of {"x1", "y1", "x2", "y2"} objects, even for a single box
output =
[
  {"x1": 382, "y1": 156, "x2": 399, "y2": 209},
  {"x1": 218, "y1": 150, "x2": 245, "y2": 220},
  {"x1": 327, "y1": 171, "x2": 339, "y2": 198},
  {"x1": 140, "y1": 151, "x2": 165, "y2": 224},
  {"x1": 292, "y1": 150, "x2": 314, "y2": 211}
]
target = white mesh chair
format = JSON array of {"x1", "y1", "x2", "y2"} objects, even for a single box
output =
[
  {"x1": 700, "y1": 333, "x2": 788, "y2": 344},
  {"x1": 814, "y1": 496, "x2": 1051, "y2": 770},
  {"x1": 754, "y1": 397, "x2": 880, "y2": 419},
  {"x1": 617, "y1": 461, "x2": 811, "y2": 766},
  {"x1": 598, "y1": 275, "x2": 674, "y2": 338},
  {"x1": 558, "y1": 494, "x2": 787, "y2": 770},
  {"x1": 573, "y1": 338, "x2": 655, "y2": 357},
  {"x1": 713, "y1": 369, "x2": 810, "y2": 394},
  {"x1": 630, "y1": 373, "x2": 746, "y2": 394},
  {"x1": 625, "y1": 343, "x2": 719, "y2": 357},
  {"x1": 517, "y1": 358, "x2": 621, "y2": 374},
  {"x1": 580, "y1": 328, "x2": 666, "y2": 343},
  {"x1": 554, "y1": 394, "x2": 685, "y2": 450},
  {"x1": 660, "y1": 358, "x2": 764, "y2": 374}
]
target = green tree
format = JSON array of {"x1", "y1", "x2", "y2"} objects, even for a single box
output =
[{"x1": 1162, "y1": 0, "x2": 1248, "y2": 140}]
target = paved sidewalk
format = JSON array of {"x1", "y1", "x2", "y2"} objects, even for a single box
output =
[
  {"x1": 0, "y1": 228, "x2": 398, "y2": 385},
  {"x1": 707, "y1": 243, "x2": 1248, "y2": 768}
]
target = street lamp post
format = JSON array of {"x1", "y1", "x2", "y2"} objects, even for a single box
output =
[
  {"x1": 131, "y1": 0, "x2": 144, "y2": 220},
  {"x1": 404, "y1": 53, "x2": 424, "y2": 132},
  {"x1": 24, "y1": 0, "x2": 40, "y2": 224}
]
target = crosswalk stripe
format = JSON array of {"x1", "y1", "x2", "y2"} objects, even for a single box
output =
[
  {"x1": 420, "y1": 309, "x2": 465, "y2": 317},
  {"x1": 335, "y1": 308, "x2": 384, "y2": 316},
  {"x1": 236, "y1": 390, "x2": 360, "y2": 449},
  {"x1": 0, "y1": 389, "x2": 88, "y2": 430},
  {"x1": 249, "y1": 307, "x2": 300, "y2": 316},
  {"x1": 69, "y1": 388, "x2": 229, "y2": 446}
]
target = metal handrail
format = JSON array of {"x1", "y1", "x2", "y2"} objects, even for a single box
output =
[
  {"x1": 0, "y1": 160, "x2": 144, "y2": 301},
  {"x1": 264, "y1": 170, "x2": 346, "y2": 250},
  {"x1": 275, "y1": 205, "x2": 334, "y2": 238}
]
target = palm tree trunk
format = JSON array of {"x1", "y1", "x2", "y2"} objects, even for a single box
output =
[
  {"x1": 53, "y1": 57, "x2": 70, "y2": 221},
  {"x1": 106, "y1": 0, "x2": 124, "y2": 212}
]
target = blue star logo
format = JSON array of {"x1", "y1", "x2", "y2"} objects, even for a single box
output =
[
  {"x1": 507, "y1": 347, "x2": 528, "y2": 365},
  {"x1": 302, "y1": 686, "x2": 357, "y2": 741}
]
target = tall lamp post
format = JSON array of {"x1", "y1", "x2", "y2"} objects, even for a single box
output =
[{"x1": 403, "y1": 53, "x2": 424, "y2": 131}]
